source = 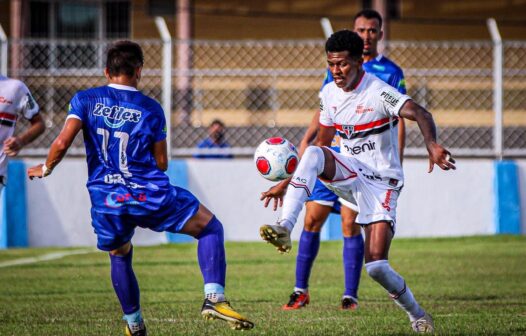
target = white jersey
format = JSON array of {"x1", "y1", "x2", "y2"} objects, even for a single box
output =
[
  {"x1": 319, "y1": 72, "x2": 410, "y2": 186},
  {"x1": 0, "y1": 76, "x2": 40, "y2": 176}
]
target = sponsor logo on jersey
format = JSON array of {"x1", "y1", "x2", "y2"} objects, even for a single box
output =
[
  {"x1": 92, "y1": 103, "x2": 142, "y2": 128},
  {"x1": 380, "y1": 90, "x2": 400, "y2": 107},
  {"x1": 0, "y1": 96, "x2": 13, "y2": 105},
  {"x1": 104, "y1": 173, "x2": 145, "y2": 189},
  {"x1": 372, "y1": 64, "x2": 386, "y2": 71},
  {"x1": 104, "y1": 192, "x2": 147, "y2": 208},
  {"x1": 358, "y1": 168, "x2": 382, "y2": 182},
  {"x1": 26, "y1": 93, "x2": 37, "y2": 110},
  {"x1": 355, "y1": 105, "x2": 374, "y2": 114},
  {"x1": 343, "y1": 140, "x2": 376, "y2": 156},
  {"x1": 319, "y1": 100, "x2": 324, "y2": 111}
]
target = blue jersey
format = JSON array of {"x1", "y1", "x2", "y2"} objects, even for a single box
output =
[
  {"x1": 321, "y1": 54, "x2": 406, "y2": 94},
  {"x1": 68, "y1": 84, "x2": 170, "y2": 215}
]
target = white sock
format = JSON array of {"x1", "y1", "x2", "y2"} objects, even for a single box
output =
[
  {"x1": 365, "y1": 260, "x2": 425, "y2": 322},
  {"x1": 206, "y1": 292, "x2": 226, "y2": 303},
  {"x1": 280, "y1": 146, "x2": 325, "y2": 232},
  {"x1": 294, "y1": 287, "x2": 307, "y2": 293}
]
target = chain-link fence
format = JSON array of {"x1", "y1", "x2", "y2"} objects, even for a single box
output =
[{"x1": 3, "y1": 38, "x2": 525, "y2": 158}]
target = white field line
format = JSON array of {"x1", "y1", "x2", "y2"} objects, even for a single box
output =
[{"x1": 0, "y1": 248, "x2": 97, "y2": 268}]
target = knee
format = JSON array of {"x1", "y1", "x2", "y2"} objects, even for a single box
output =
[
  {"x1": 302, "y1": 146, "x2": 326, "y2": 174},
  {"x1": 365, "y1": 259, "x2": 389, "y2": 281},
  {"x1": 110, "y1": 242, "x2": 132, "y2": 257},
  {"x1": 341, "y1": 213, "x2": 360, "y2": 236},
  {"x1": 196, "y1": 216, "x2": 224, "y2": 239},
  {"x1": 303, "y1": 212, "x2": 325, "y2": 232}
]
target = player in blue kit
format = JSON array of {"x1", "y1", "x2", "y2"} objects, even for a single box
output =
[
  {"x1": 275, "y1": 9, "x2": 408, "y2": 311},
  {"x1": 27, "y1": 41, "x2": 253, "y2": 335}
]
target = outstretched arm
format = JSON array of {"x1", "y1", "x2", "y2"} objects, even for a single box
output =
[
  {"x1": 398, "y1": 100, "x2": 455, "y2": 172},
  {"x1": 3, "y1": 114, "x2": 45, "y2": 157},
  {"x1": 27, "y1": 118, "x2": 82, "y2": 179}
]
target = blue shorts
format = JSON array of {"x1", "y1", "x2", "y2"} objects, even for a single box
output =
[
  {"x1": 306, "y1": 179, "x2": 341, "y2": 214},
  {"x1": 91, "y1": 186, "x2": 200, "y2": 251}
]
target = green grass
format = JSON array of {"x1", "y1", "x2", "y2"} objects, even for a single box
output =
[{"x1": 1, "y1": 235, "x2": 525, "y2": 335}]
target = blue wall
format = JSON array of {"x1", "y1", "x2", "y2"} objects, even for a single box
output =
[
  {"x1": 0, "y1": 160, "x2": 28, "y2": 248},
  {"x1": 494, "y1": 161, "x2": 521, "y2": 234}
]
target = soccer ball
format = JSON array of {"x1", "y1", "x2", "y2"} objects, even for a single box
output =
[{"x1": 254, "y1": 137, "x2": 299, "y2": 181}]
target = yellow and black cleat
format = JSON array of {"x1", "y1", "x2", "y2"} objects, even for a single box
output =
[{"x1": 201, "y1": 299, "x2": 254, "y2": 330}]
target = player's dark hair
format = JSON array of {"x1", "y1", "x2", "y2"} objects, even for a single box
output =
[
  {"x1": 354, "y1": 9, "x2": 383, "y2": 28},
  {"x1": 325, "y1": 30, "x2": 364, "y2": 60},
  {"x1": 210, "y1": 119, "x2": 225, "y2": 128},
  {"x1": 106, "y1": 40, "x2": 144, "y2": 77}
]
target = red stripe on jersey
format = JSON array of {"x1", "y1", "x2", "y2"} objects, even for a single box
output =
[
  {"x1": 0, "y1": 112, "x2": 17, "y2": 121},
  {"x1": 334, "y1": 117, "x2": 397, "y2": 133}
]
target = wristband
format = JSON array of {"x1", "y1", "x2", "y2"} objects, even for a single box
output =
[{"x1": 42, "y1": 164, "x2": 52, "y2": 177}]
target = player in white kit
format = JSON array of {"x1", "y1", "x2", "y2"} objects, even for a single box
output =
[
  {"x1": 0, "y1": 76, "x2": 45, "y2": 194},
  {"x1": 259, "y1": 30, "x2": 455, "y2": 333}
]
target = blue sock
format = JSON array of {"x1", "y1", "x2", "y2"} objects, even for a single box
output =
[
  {"x1": 197, "y1": 216, "x2": 226, "y2": 290},
  {"x1": 343, "y1": 235, "x2": 364, "y2": 298},
  {"x1": 295, "y1": 230, "x2": 320, "y2": 290},
  {"x1": 109, "y1": 246, "x2": 141, "y2": 315}
]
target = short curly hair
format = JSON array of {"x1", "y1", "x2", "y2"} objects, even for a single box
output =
[{"x1": 325, "y1": 30, "x2": 363, "y2": 60}]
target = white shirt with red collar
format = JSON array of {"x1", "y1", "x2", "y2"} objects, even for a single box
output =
[
  {"x1": 0, "y1": 76, "x2": 40, "y2": 176},
  {"x1": 319, "y1": 72, "x2": 410, "y2": 185}
]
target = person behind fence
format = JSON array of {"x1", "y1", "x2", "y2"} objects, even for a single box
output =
[
  {"x1": 0, "y1": 75, "x2": 45, "y2": 195},
  {"x1": 194, "y1": 119, "x2": 233, "y2": 159},
  {"x1": 259, "y1": 30, "x2": 456, "y2": 333},
  {"x1": 279, "y1": 8, "x2": 409, "y2": 312},
  {"x1": 27, "y1": 40, "x2": 253, "y2": 336}
]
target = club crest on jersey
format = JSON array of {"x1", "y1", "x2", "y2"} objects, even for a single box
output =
[
  {"x1": 342, "y1": 124, "x2": 354, "y2": 138},
  {"x1": 92, "y1": 103, "x2": 142, "y2": 128}
]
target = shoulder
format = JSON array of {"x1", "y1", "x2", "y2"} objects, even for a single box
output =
[
  {"x1": 320, "y1": 81, "x2": 337, "y2": 97},
  {"x1": 139, "y1": 93, "x2": 164, "y2": 114},
  {"x1": 1, "y1": 77, "x2": 28, "y2": 94},
  {"x1": 75, "y1": 86, "x2": 108, "y2": 99},
  {"x1": 380, "y1": 56, "x2": 404, "y2": 75},
  {"x1": 365, "y1": 73, "x2": 397, "y2": 95}
]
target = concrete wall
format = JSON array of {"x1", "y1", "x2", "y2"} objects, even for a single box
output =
[{"x1": 20, "y1": 157, "x2": 523, "y2": 248}]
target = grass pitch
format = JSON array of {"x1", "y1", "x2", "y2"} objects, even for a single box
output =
[{"x1": 1, "y1": 235, "x2": 525, "y2": 335}]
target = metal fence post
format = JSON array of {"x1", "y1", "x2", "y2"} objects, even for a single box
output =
[
  {"x1": 487, "y1": 18, "x2": 503, "y2": 160},
  {"x1": 0, "y1": 24, "x2": 7, "y2": 76},
  {"x1": 155, "y1": 17, "x2": 173, "y2": 158}
]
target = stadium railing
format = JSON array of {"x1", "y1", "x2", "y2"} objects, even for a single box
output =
[{"x1": 1, "y1": 38, "x2": 524, "y2": 158}]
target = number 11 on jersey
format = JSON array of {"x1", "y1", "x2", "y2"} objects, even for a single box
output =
[{"x1": 97, "y1": 128, "x2": 132, "y2": 177}]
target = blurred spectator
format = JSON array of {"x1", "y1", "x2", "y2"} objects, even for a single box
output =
[{"x1": 194, "y1": 119, "x2": 233, "y2": 159}]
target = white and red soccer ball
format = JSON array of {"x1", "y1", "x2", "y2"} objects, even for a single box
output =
[{"x1": 254, "y1": 137, "x2": 299, "y2": 181}]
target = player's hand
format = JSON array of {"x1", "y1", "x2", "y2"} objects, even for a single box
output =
[
  {"x1": 260, "y1": 180, "x2": 289, "y2": 211},
  {"x1": 27, "y1": 164, "x2": 44, "y2": 180},
  {"x1": 3, "y1": 136, "x2": 23, "y2": 157},
  {"x1": 427, "y1": 142, "x2": 456, "y2": 173}
]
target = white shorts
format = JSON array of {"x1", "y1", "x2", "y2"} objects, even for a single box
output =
[{"x1": 319, "y1": 150, "x2": 402, "y2": 227}]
